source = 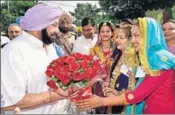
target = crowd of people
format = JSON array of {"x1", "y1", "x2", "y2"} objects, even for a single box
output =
[{"x1": 1, "y1": 2, "x2": 175, "y2": 114}]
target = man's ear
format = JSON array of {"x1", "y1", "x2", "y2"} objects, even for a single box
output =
[{"x1": 37, "y1": 31, "x2": 42, "y2": 39}]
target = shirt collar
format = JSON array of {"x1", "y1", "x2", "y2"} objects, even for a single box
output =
[{"x1": 82, "y1": 34, "x2": 98, "y2": 41}]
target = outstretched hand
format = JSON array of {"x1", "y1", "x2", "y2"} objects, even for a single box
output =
[
  {"x1": 53, "y1": 87, "x2": 69, "y2": 97},
  {"x1": 75, "y1": 95, "x2": 104, "y2": 111},
  {"x1": 103, "y1": 87, "x2": 120, "y2": 96},
  {"x1": 53, "y1": 86, "x2": 81, "y2": 98}
]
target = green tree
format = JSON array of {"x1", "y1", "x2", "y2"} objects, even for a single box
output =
[
  {"x1": 70, "y1": 3, "x2": 102, "y2": 26},
  {"x1": 145, "y1": 4, "x2": 175, "y2": 24},
  {"x1": 99, "y1": 0, "x2": 175, "y2": 20},
  {"x1": 1, "y1": 0, "x2": 37, "y2": 35},
  {"x1": 146, "y1": 9, "x2": 163, "y2": 23},
  {"x1": 173, "y1": 5, "x2": 175, "y2": 19}
]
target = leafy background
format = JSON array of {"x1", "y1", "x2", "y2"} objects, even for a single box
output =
[{"x1": 1, "y1": 0, "x2": 175, "y2": 35}]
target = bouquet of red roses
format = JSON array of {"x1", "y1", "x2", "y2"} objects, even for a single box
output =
[{"x1": 46, "y1": 53, "x2": 106, "y2": 101}]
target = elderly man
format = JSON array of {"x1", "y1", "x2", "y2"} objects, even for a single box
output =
[
  {"x1": 162, "y1": 19, "x2": 175, "y2": 54},
  {"x1": 1, "y1": 3, "x2": 72, "y2": 114},
  {"x1": 72, "y1": 17, "x2": 98, "y2": 55},
  {"x1": 56, "y1": 12, "x2": 76, "y2": 54},
  {"x1": 8, "y1": 23, "x2": 22, "y2": 40}
]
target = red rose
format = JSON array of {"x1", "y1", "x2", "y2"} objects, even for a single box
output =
[
  {"x1": 55, "y1": 56, "x2": 67, "y2": 65},
  {"x1": 85, "y1": 55, "x2": 93, "y2": 60},
  {"x1": 63, "y1": 55, "x2": 69, "y2": 61},
  {"x1": 64, "y1": 56, "x2": 76, "y2": 64},
  {"x1": 45, "y1": 68, "x2": 54, "y2": 78},
  {"x1": 47, "y1": 64, "x2": 54, "y2": 69},
  {"x1": 50, "y1": 64, "x2": 56, "y2": 69},
  {"x1": 92, "y1": 60, "x2": 101, "y2": 71},
  {"x1": 80, "y1": 60, "x2": 89, "y2": 69},
  {"x1": 47, "y1": 80, "x2": 58, "y2": 89},
  {"x1": 72, "y1": 53, "x2": 85, "y2": 60},
  {"x1": 61, "y1": 75, "x2": 71, "y2": 86},
  {"x1": 55, "y1": 59, "x2": 60, "y2": 64},
  {"x1": 55, "y1": 72, "x2": 63, "y2": 80},
  {"x1": 50, "y1": 60, "x2": 55, "y2": 65},
  {"x1": 91, "y1": 70, "x2": 99, "y2": 80},
  {"x1": 69, "y1": 62, "x2": 80, "y2": 71},
  {"x1": 63, "y1": 65, "x2": 70, "y2": 73},
  {"x1": 85, "y1": 68, "x2": 92, "y2": 80},
  {"x1": 72, "y1": 72, "x2": 85, "y2": 81},
  {"x1": 55, "y1": 67, "x2": 65, "y2": 80}
]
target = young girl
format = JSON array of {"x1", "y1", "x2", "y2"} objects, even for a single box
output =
[
  {"x1": 107, "y1": 24, "x2": 136, "y2": 114},
  {"x1": 90, "y1": 22, "x2": 115, "y2": 114}
]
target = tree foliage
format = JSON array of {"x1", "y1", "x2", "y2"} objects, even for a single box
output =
[
  {"x1": 146, "y1": 9, "x2": 163, "y2": 23},
  {"x1": 99, "y1": 0, "x2": 175, "y2": 20},
  {"x1": 173, "y1": 5, "x2": 175, "y2": 19},
  {"x1": 70, "y1": 3, "x2": 107, "y2": 26},
  {"x1": 0, "y1": 0, "x2": 37, "y2": 34}
]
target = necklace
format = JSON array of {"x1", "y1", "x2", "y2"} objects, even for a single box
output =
[
  {"x1": 110, "y1": 53, "x2": 136, "y2": 90},
  {"x1": 101, "y1": 42, "x2": 111, "y2": 53},
  {"x1": 101, "y1": 42, "x2": 113, "y2": 81}
]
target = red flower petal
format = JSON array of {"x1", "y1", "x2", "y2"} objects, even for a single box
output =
[
  {"x1": 69, "y1": 62, "x2": 80, "y2": 71},
  {"x1": 61, "y1": 75, "x2": 71, "y2": 86},
  {"x1": 45, "y1": 68, "x2": 54, "y2": 78},
  {"x1": 92, "y1": 60, "x2": 101, "y2": 69},
  {"x1": 64, "y1": 56, "x2": 76, "y2": 64},
  {"x1": 72, "y1": 53, "x2": 85, "y2": 60},
  {"x1": 72, "y1": 72, "x2": 85, "y2": 81},
  {"x1": 84, "y1": 68, "x2": 93, "y2": 80},
  {"x1": 85, "y1": 55, "x2": 93, "y2": 60},
  {"x1": 47, "y1": 80, "x2": 58, "y2": 89},
  {"x1": 80, "y1": 60, "x2": 89, "y2": 69},
  {"x1": 55, "y1": 68, "x2": 65, "y2": 80}
]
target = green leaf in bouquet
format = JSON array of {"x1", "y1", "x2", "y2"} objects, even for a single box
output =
[
  {"x1": 56, "y1": 81, "x2": 75, "y2": 90},
  {"x1": 68, "y1": 81, "x2": 75, "y2": 87},
  {"x1": 61, "y1": 85, "x2": 68, "y2": 90},
  {"x1": 52, "y1": 76, "x2": 58, "y2": 82},
  {"x1": 57, "y1": 81, "x2": 63, "y2": 87},
  {"x1": 88, "y1": 62, "x2": 92, "y2": 67},
  {"x1": 56, "y1": 81, "x2": 67, "y2": 90},
  {"x1": 78, "y1": 80, "x2": 88, "y2": 87}
]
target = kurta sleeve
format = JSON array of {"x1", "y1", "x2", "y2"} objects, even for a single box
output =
[
  {"x1": 1, "y1": 45, "x2": 28, "y2": 107},
  {"x1": 124, "y1": 69, "x2": 173, "y2": 104},
  {"x1": 72, "y1": 39, "x2": 79, "y2": 53}
]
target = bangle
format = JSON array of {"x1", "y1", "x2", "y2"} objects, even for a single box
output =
[{"x1": 120, "y1": 89, "x2": 126, "y2": 95}]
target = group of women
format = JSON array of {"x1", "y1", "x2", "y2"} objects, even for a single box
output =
[{"x1": 75, "y1": 17, "x2": 175, "y2": 114}]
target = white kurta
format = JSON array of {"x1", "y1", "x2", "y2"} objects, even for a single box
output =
[
  {"x1": 72, "y1": 34, "x2": 98, "y2": 55},
  {"x1": 1, "y1": 31, "x2": 71, "y2": 114}
]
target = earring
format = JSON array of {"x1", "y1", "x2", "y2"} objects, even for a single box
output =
[
  {"x1": 97, "y1": 36, "x2": 102, "y2": 45},
  {"x1": 125, "y1": 42, "x2": 131, "y2": 53}
]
